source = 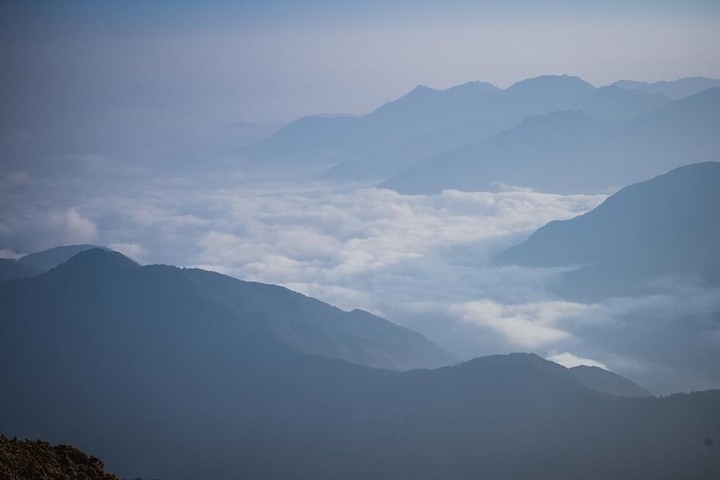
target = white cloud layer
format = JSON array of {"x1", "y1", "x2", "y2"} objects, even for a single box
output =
[{"x1": 2, "y1": 170, "x2": 719, "y2": 394}]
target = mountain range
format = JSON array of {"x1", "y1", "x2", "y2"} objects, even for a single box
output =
[
  {"x1": 611, "y1": 76, "x2": 720, "y2": 99},
  {"x1": 237, "y1": 75, "x2": 719, "y2": 187},
  {"x1": 1, "y1": 247, "x2": 719, "y2": 479},
  {"x1": 381, "y1": 87, "x2": 720, "y2": 194}
]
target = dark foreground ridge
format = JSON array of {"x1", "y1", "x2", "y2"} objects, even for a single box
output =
[
  {"x1": 497, "y1": 161, "x2": 720, "y2": 299},
  {"x1": 0, "y1": 434, "x2": 118, "y2": 480}
]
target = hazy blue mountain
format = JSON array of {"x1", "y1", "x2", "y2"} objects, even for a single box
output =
[
  {"x1": 318, "y1": 115, "x2": 516, "y2": 182},
  {"x1": 382, "y1": 88, "x2": 720, "y2": 194},
  {"x1": 577, "y1": 86, "x2": 672, "y2": 120},
  {"x1": 322, "y1": 79, "x2": 671, "y2": 182},
  {"x1": 18, "y1": 244, "x2": 105, "y2": 272},
  {"x1": 567, "y1": 365, "x2": 653, "y2": 398},
  {"x1": 364, "y1": 81, "x2": 501, "y2": 131},
  {"x1": 0, "y1": 258, "x2": 41, "y2": 282},
  {"x1": 238, "y1": 80, "x2": 502, "y2": 174},
  {"x1": 381, "y1": 110, "x2": 618, "y2": 194},
  {"x1": 237, "y1": 114, "x2": 363, "y2": 170},
  {"x1": 499, "y1": 74, "x2": 595, "y2": 113},
  {"x1": 497, "y1": 162, "x2": 720, "y2": 297},
  {"x1": 241, "y1": 75, "x2": 677, "y2": 183},
  {"x1": 612, "y1": 76, "x2": 720, "y2": 99}
]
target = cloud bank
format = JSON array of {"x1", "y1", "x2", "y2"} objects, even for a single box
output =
[{"x1": 1, "y1": 169, "x2": 718, "y2": 394}]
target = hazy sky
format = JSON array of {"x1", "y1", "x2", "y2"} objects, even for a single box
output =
[{"x1": 2, "y1": 0, "x2": 720, "y2": 121}]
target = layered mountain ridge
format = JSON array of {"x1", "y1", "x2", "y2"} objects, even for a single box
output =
[
  {"x1": 238, "y1": 75, "x2": 718, "y2": 188},
  {"x1": 382, "y1": 88, "x2": 720, "y2": 194}
]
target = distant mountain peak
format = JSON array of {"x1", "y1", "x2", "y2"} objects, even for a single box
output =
[
  {"x1": 460, "y1": 353, "x2": 652, "y2": 397},
  {"x1": 408, "y1": 84, "x2": 437, "y2": 95},
  {"x1": 52, "y1": 248, "x2": 139, "y2": 274},
  {"x1": 446, "y1": 80, "x2": 500, "y2": 93},
  {"x1": 507, "y1": 74, "x2": 595, "y2": 92},
  {"x1": 463, "y1": 352, "x2": 567, "y2": 374},
  {"x1": 19, "y1": 244, "x2": 106, "y2": 272}
]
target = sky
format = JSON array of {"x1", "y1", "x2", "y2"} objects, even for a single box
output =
[
  {"x1": 2, "y1": 0, "x2": 720, "y2": 122},
  {"x1": 1, "y1": 1, "x2": 719, "y2": 394}
]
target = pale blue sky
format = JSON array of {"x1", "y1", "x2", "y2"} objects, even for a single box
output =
[{"x1": 2, "y1": 0, "x2": 719, "y2": 120}]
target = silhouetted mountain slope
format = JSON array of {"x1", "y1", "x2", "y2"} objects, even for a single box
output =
[
  {"x1": 3, "y1": 248, "x2": 452, "y2": 372},
  {"x1": 2, "y1": 250, "x2": 718, "y2": 479},
  {"x1": 612, "y1": 76, "x2": 720, "y2": 99},
  {"x1": 382, "y1": 88, "x2": 720, "y2": 194},
  {"x1": 567, "y1": 365, "x2": 652, "y2": 398},
  {"x1": 1, "y1": 304, "x2": 718, "y2": 480},
  {"x1": 0, "y1": 434, "x2": 118, "y2": 480},
  {"x1": 497, "y1": 162, "x2": 720, "y2": 296},
  {"x1": 179, "y1": 267, "x2": 453, "y2": 370},
  {"x1": 501, "y1": 74, "x2": 595, "y2": 112},
  {"x1": 18, "y1": 244, "x2": 105, "y2": 272},
  {"x1": 0, "y1": 258, "x2": 40, "y2": 282}
]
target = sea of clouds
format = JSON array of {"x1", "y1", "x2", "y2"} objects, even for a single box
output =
[{"x1": 2, "y1": 168, "x2": 718, "y2": 394}]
